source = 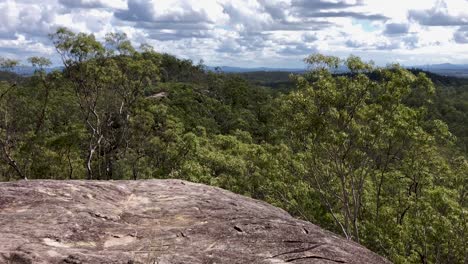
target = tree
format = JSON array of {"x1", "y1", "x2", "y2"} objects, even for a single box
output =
[
  {"x1": 27, "y1": 57, "x2": 52, "y2": 134},
  {"x1": 49, "y1": 27, "x2": 160, "y2": 180},
  {"x1": 277, "y1": 54, "x2": 466, "y2": 262},
  {"x1": 0, "y1": 57, "x2": 26, "y2": 179}
]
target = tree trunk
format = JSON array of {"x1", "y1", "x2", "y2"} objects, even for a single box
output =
[
  {"x1": 2, "y1": 144, "x2": 26, "y2": 180},
  {"x1": 106, "y1": 156, "x2": 113, "y2": 180},
  {"x1": 67, "y1": 148, "x2": 73, "y2": 180}
]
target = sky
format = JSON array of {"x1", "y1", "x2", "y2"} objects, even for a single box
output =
[{"x1": 1, "y1": 0, "x2": 468, "y2": 68}]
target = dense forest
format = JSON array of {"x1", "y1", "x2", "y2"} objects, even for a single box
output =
[{"x1": 1, "y1": 28, "x2": 467, "y2": 264}]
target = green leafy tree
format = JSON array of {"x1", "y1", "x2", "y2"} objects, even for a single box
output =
[
  {"x1": 0, "y1": 57, "x2": 26, "y2": 179},
  {"x1": 49, "y1": 27, "x2": 160, "y2": 179},
  {"x1": 277, "y1": 54, "x2": 466, "y2": 263}
]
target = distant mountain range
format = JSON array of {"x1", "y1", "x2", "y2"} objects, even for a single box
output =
[
  {"x1": 5, "y1": 63, "x2": 468, "y2": 78},
  {"x1": 7, "y1": 66, "x2": 63, "y2": 76},
  {"x1": 205, "y1": 66, "x2": 306, "y2": 73},
  {"x1": 407, "y1": 63, "x2": 468, "y2": 78},
  {"x1": 411, "y1": 63, "x2": 468, "y2": 70},
  {"x1": 210, "y1": 63, "x2": 468, "y2": 78},
  {"x1": 8, "y1": 65, "x2": 305, "y2": 76}
]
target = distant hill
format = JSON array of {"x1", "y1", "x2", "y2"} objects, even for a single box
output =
[
  {"x1": 408, "y1": 63, "x2": 468, "y2": 78},
  {"x1": 206, "y1": 66, "x2": 306, "y2": 73},
  {"x1": 6, "y1": 66, "x2": 63, "y2": 76},
  {"x1": 0, "y1": 70, "x2": 21, "y2": 82},
  {"x1": 412, "y1": 63, "x2": 468, "y2": 70},
  {"x1": 227, "y1": 67, "x2": 468, "y2": 92},
  {"x1": 6, "y1": 63, "x2": 468, "y2": 78},
  {"x1": 233, "y1": 71, "x2": 296, "y2": 90},
  {"x1": 209, "y1": 64, "x2": 468, "y2": 78},
  {"x1": 408, "y1": 69, "x2": 468, "y2": 87}
]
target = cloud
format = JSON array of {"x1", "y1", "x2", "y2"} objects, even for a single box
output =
[
  {"x1": 301, "y1": 11, "x2": 388, "y2": 20},
  {"x1": 291, "y1": 0, "x2": 387, "y2": 23},
  {"x1": 0, "y1": 1, "x2": 57, "y2": 40},
  {"x1": 114, "y1": 0, "x2": 227, "y2": 40},
  {"x1": 302, "y1": 33, "x2": 318, "y2": 42},
  {"x1": 345, "y1": 39, "x2": 362, "y2": 48},
  {"x1": 408, "y1": 1, "x2": 468, "y2": 26},
  {"x1": 257, "y1": 0, "x2": 290, "y2": 20},
  {"x1": 116, "y1": 0, "x2": 212, "y2": 23},
  {"x1": 220, "y1": 1, "x2": 272, "y2": 33},
  {"x1": 1, "y1": 0, "x2": 468, "y2": 67},
  {"x1": 236, "y1": 33, "x2": 271, "y2": 51},
  {"x1": 221, "y1": 0, "x2": 335, "y2": 34},
  {"x1": 403, "y1": 35, "x2": 419, "y2": 48},
  {"x1": 147, "y1": 29, "x2": 213, "y2": 41},
  {"x1": 0, "y1": 35, "x2": 54, "y2": 61},
  {"x1": 344, "y1": 39, "x2": 402, "y2": 50},
  {"x1": 278, "y1": 44, "x2": 317, "y2": 56},
  {"x1": 376, "y1": 41, "x2": 400, "y2": 50},
  {"x1": 216, "y1": 38, "x2": 243, "y2": 54},
  {"x1": 59, "y1": 0, "x2": 108, "y2": 9},
  {"x1": 291, "y1": 0, "x2": 363, "y2": 10},
  {"x1": 454, "y1": 26, "x2": 468, "y2": 43},
  {"x1": 384, "y1": 23, "x2": 409, "y2": 35}
]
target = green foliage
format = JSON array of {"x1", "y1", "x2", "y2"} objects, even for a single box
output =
[
  {"x1": 277, "y1": 56, "x2": 466, "y2": 263},
  {"x1": 1, "y1": 32, "x2": 467, "y2": 264},
  {"x1": 27, "y1": 57, "x2": 52, "y2": 69},
  {"x1": 304, "y1": 54, "x2": 341, "y2": 70},
  {"x1": 0, "y1": 57, "x2": 19, "y2": 69}
]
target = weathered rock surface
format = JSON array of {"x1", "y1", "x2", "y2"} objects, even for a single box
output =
[{"x1": 0, "y1": 180, "x2": 390, "y2": 264}]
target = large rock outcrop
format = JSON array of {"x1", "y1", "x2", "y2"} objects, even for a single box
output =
[{"x1": 0, "y1": 180, "x2": 390, "y2": 263}]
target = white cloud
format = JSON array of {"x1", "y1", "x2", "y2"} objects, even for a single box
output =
[{"x1": 0, "y1": 0, "x2": 467, "y2": 67}]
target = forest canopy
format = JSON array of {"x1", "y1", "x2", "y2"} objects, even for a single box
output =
[{"x1": 0, "y1": 28, "x2": 467, "y2": 264}]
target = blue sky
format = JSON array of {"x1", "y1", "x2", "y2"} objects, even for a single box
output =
[{"x1": 1, "y1": 0, "x2": 468, "y2": 67}]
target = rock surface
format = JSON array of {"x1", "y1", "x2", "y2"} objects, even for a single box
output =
[{"x1": 0, "y1": 180, "x2": 390, "y2": 264}]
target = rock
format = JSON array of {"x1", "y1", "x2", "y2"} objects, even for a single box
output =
[
  {"x1": 147, "y1": 91, "x2": 168, "y2": 99},
  {"x1": 0, "y1": 180, "x2": 390, "y2": 263}
]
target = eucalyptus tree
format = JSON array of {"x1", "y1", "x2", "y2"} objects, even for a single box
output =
[
  {"x1": 27, "y1": 57, "x2": 52, "y2": 135},
  {"x1": 278, "y1": 54, "x2": 466, "y2": 262},
  {"x1": 0, "y1": 58, "x2": 25, "y2": 179},
  {"x1": 49, "y1": 28, "x2": 161, "y2": 179}
]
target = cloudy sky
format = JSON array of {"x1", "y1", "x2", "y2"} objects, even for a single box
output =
[{"x1": 1, "y1": 0, "x2": 468, "y2": 67}]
